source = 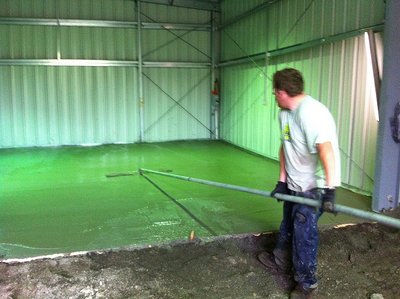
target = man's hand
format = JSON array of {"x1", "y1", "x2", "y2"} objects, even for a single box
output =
[
  {"x1": 271, "y1": 181, "x2": 289, "y2": 201},
  {"x1": 322, "y1": 188, "x2": 336, "y2": 214}
]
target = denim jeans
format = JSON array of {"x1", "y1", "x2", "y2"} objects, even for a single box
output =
[{"x1": 275, "y1": 189, "x2": 323, "y2": 289}]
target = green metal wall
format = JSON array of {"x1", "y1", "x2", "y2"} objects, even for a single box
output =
[
  {"x1": 0, "y1": 0, "x2": 212, "y2": 147},
  {"x1": 220, "y1": 63, "x2": 279, "y2": 159},
  {"x1": 221, "y1": 0, "x2": 267, "y2": 61},
  {"x1": 1, "y1": 0, "x2": 136, "y2": 20},
  {"x1": 220, "y1": 0, "x2": 385, "y2": 194},
  {"x1": 0, "y1": 66, "x2": 139, "y2": 147},
  {"x1": 143, "y1": 68, "x2": 211, "y2": 142}
]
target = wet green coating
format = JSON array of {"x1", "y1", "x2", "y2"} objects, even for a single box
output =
[{"x1": 0, "y1": 141, "x2": 370, "y2": 258}]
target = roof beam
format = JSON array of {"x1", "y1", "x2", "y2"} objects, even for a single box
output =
[
  {"x1": 139, "y1": 0, "x2": 220, "y2": 12},
  {"x1": 0, "y1": 17, "x2": 210, "y2": 31},
  {"x1": 0, "y1": 59, "x2": 211, "y2": 68}
]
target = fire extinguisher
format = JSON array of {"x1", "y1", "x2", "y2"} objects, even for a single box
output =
[{"x1": 211, "y1": 79, "x2": 219, "y2": 96}]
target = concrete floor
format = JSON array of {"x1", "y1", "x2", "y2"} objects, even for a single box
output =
[{"x1": 0, "y1": 140, "x2": 370, "y2": 259}]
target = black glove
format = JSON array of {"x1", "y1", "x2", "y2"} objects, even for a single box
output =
[
  {"x1": 322, "y1": 187, "x2": 336, "y2": 214},
  {"x1": 271, "y1": 181, "x2": 289, "y2": 201}
]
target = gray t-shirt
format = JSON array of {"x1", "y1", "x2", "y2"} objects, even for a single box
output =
[{"x1": 279, "y1": 95, "x2": 341, "y2": 192}]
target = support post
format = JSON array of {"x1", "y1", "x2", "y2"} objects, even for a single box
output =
[
  {"x1": 210, "y1": 11, "x2": 220, "y2": 139},
  {"x1": 137, "y1": 0, "x2": 145, "y2": 142},
  {"x1": 373, "y1": 0, "x2": 400, "y2": 212}
]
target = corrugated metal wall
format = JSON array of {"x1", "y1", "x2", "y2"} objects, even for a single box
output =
[
  {"x1": 143, "y1": 68, "x2": 211, "y2": 142},
  {"x1": 220, "y1": 0, "x2": 385, "y2": 194},
  {"x1": 0, "y1": 66, "x2": 138, "y2": 147},
  {"x1": 221, "y1": 0, "x2": 267, "y2": 60},
  {"x1": 220, "y1": 63, "x2": 277, "y2": 158},
  {"x1": 138, "y1": 2, "x2": 212, "y2": 142},
  {"x1": 0, "y1": 0, "x2": 212, "y2": 147},
  {"x1": 0, "y1": 0, "x2": 136, "y2": 20}
]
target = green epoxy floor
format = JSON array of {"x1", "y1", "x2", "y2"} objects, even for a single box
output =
[{"x1": 0, "y1": 141, "x2": 371, "y2": 259}]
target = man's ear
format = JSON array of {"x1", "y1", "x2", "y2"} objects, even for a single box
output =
[{"x1": 276, "y1": 89, "x2": 288, "y2": 97}]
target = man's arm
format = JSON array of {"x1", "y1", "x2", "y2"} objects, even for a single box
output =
[
  {"x1": 316, "y1": 141, "x2": 335, "y2": 187},
  {"x1": 317, "y1": 141, "x2": 336, "y2": 213},
  {"x1": 278, "y1": 145, "x2": 287, "y2": 182},
  {"x1": 271, "y1": 145, "x2": 289, "y2": 198}
]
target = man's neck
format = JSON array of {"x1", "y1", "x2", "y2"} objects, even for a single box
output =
[{"x1": 287, "y1": 93, "x2": 306, "y2": 110}]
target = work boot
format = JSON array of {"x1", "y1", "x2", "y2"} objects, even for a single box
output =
[
  {"x1": 256, "y1": 251, "x2": 291, "y2": 275},
  {"x1": 290, "y1": 283, "x2": 318, "y2": 299}
]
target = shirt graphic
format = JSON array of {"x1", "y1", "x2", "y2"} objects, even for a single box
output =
[{"x1": 283, "y1": 124, "x2": 291, "y2": 141}]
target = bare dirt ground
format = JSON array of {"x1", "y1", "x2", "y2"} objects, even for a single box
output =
[{"x1": 1, "y1": 211, "x2": 400, "y2": 299}]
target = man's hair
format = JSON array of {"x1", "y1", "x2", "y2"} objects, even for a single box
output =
[{"x1": 273, "y1": 68, "x2": 304, "y2": 97}]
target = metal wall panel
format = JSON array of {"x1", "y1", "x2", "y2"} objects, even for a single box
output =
[
  {"x1": 57, "y1": 0, "x2": 136, "y2": 21},
  {"x1": 220, "y1": 62, "x2": 280, "y2": 160},
  {"x1": 0, "y1": 0, "x2": 57, "y2": 18},
  {"x1": 221, "y1": 9, "x2": 267, "y2": 61},
  {"x1": 139, "y1": 2, "x2": 212, "y2": 142},
  {"x1": 221, "y1": 0, "x2": 266, "y2": 23},
  {"x1": 140, "y1": 2, "x2": 210, "y2": 23},
  {"x1": 140, "y1": 2, "x2": 211, "y2": 63},
  {"x1": 0, "y1": 0, "x2": 136, "y2": 21},
  {"x1": 0, "y1": 66, "x2": 139, "y2": 147},
  {"x1": 221, "y1": 0, "x2": 385, "y2": 58},
  {"x1": 0, "y1": 0, "x2": 213, "y2": 148},
  {"x1": 0, "y1": 25, "x2": 137, "y2": 60},
  {"x1": 142, "y1": 30, "x2": 210, "y2": 62},
  {"x1": 143, "y1": 68, "x2": 211, "y2": 142},
  {"x1": 219, "y1": 0, "x2": 384, "y2": 194},
  {"x1": 0, "y1": 0, "x2": 140, "y2": 148},
  {"x1": 0, "y1": 25, "x2": 58, "y2": 59},
  {"x1": 60, "y1": 27, "x2": 137, "y2": 60}
]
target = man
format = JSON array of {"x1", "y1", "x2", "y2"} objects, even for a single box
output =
[{"x1": 258, "y1": 68, "x2": 341, "y2": 299}]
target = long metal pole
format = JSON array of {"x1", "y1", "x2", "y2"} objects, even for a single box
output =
[{"x1": 139, "y1": 168, "x2": 400, "y2": 229}]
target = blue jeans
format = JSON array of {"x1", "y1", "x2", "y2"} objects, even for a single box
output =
[{"x1": 275, "y1": 189, "x2": 323, "y2": 289}]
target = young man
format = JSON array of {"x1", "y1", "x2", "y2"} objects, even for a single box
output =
[{"x1": 258, "y1": 68, "x2": 341, "y2": 299}]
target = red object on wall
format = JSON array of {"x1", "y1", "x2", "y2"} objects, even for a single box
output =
[{"x1": 211, "y1": 79, "x2": 219, "y2": 95}]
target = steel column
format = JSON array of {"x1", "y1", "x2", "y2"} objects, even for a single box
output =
[
  {"x1": 373, "y1": 0, "x2": 400, "y2": 212},
  {"x1": 210, "y1": 11, "x2": 220, "y2": 139},
  {"x1": 137, "y1": 0, "x2": 145, "y2": 142}
]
